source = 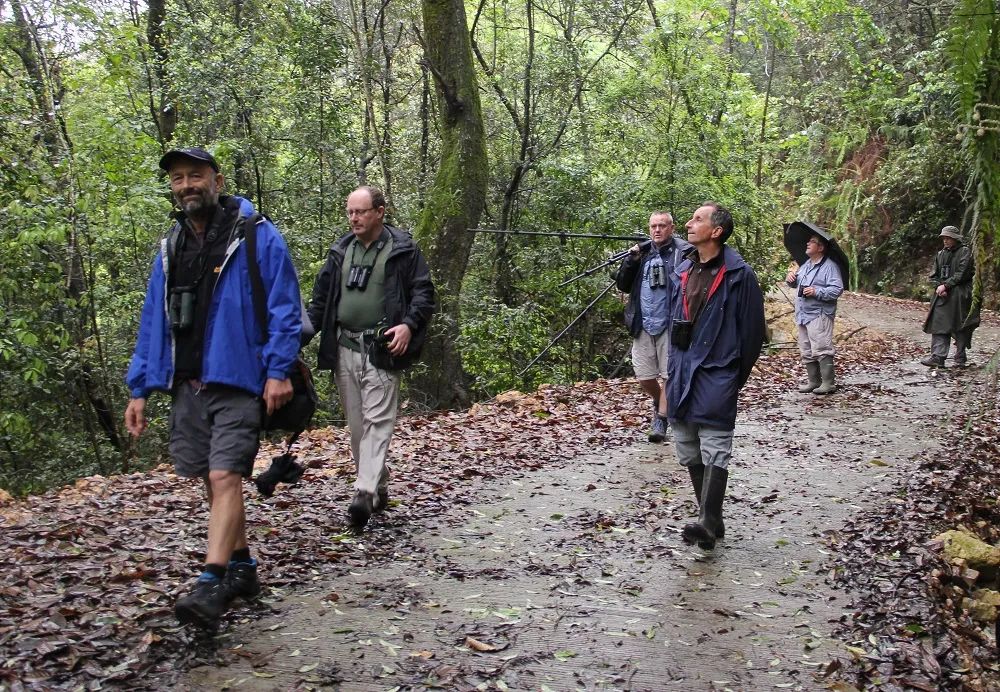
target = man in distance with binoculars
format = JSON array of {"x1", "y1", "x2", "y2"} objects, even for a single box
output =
[
  {"x1": 309, "y1": 186, "x2": 436, "y2": 530},
  {"x1": 614, "y1": 211, "x2": 691, "y2": 443}
]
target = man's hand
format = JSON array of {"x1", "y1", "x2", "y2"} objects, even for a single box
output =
[
  {"x1": 263, "y1": 377, "x2": 294, "y2": 415},
  {"x1": 936, "y1": 284, "x2": 948, "y2": 297},
  {"x1": 628, "y1": 243, "x2": 641, "y2": 258},
  {"x1": 385, "y1": 323, "x2": 412, "y2": 356},
  {"x1": 802, "y1": 286, "x2": 817, "y2": 297},
  {"x1": 785, "y1": 269, "x2": 797, "y2": 285},
  {"x1": 125, "y1": 398, "x2": 148, "y2": 438}
]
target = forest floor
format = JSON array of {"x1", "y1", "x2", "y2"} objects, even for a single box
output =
[{"x1": 2, "y1": 292, "x2": 1000, "y2": 691}]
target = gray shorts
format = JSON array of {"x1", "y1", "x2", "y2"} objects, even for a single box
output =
[
  {"x1": 632, "y1": 330, "x2": 670, "y2": 380},
  {"x1": 169, "y1": 381, "x2": 262, "y2": 478}
]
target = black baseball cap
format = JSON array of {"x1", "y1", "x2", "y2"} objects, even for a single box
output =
[{"x1": 158, "y1": 147, "x2": 220, "y2": 172}]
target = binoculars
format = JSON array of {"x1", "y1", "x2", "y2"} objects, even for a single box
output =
[
  {"x1": 169, "y1": 286, "x2": 196, "y2": 332},
  {"x1": 346, "y1": 264, "x2": 373, "y2": 291},
  {"x1": 648, "y1": 264, "x2": 667, "y2": 289}
]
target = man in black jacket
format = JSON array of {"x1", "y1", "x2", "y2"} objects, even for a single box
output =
[
  {"x1": 309, "y1": 186, "x2": 436, "y2": 529},
  {"x1": 614, "y1": 211, "x2": 691, "y2": 442}
]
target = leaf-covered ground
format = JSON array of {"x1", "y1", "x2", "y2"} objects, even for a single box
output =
[{"x1": 1, "y1": 293, "x2": 998, "y2": 690}]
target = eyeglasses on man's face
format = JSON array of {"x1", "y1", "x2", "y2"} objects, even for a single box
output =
[{"x1": 346, "y1": 207, "x2": 374, "y2": 218}]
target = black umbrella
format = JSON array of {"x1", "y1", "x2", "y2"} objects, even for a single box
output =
[{"x1": 783, "y1": 220, "x2": 850, "y2": 285}]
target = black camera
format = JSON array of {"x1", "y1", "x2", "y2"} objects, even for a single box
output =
[
  {"x1": 671, "y1": 319, "x2": 693, "y2": 350},
  {"x1": 346, "y1": 264, "x2": 373, "y2": 291},
  {"x1": 649, "y1": 264, "x2": 667, "y2": 289},
  {"x1": 373, "y1": 326, "x2": 390, "y2": 344},
  {"x1": 169, "y1": 286, "x2": 196, "y2": 332},
  {"x1": 255, "y1": 453, "x2": 304, "y2": 498},
  {"x1": 797, "y1": 284, "x2": 805, "y2": 297}
]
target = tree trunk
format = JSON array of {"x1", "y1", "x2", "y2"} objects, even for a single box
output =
[
  {"x1": 7, "y1": 0, "x2": 122, "y2": 453},
  {"x1": 413, "y1": 0, "x2": 489, "y2": 408},
  {"x1": 145, "y1": 0, "x2": 176, "y2": 145}
]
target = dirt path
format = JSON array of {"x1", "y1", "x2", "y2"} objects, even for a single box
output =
[{"x1": 180, "y1": 293, "x2": 999, "y2": 691}]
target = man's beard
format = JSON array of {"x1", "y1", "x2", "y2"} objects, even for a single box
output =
[{"x1": 178, "y1": 191, "x2": 217, "y2": 217}]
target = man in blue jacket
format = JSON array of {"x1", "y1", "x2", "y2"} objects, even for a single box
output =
[
  {"x1": 124, "y1": 148, "x2": 302, "y2": 628},
  {"x1": 614, "y1": 211, "x2": 691, "y2": 442},
  {"x1": 667, "y1": 202, "x2": 766, "y2": 551}
]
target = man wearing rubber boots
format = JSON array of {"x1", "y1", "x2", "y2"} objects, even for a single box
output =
[
  {"x1": 614, "y1": 211, "x2": 691, "y2": 442},
  {"x1": 920, "y1": 225, "x2": 980, "y2": 368},
  {"x1": 785, "y1": 231, "x2": 843, "y2": 394},
  {"x1": 125, "y1": 148, "x2": 302, "y2": 628},
  {"x1": 667, "y1": 202, "x2": 766, "y2": 550},
  {"x1": 309, "y1": 186, "x2": 435, "y2": 530}
]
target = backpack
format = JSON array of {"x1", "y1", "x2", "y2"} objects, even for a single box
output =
[{"x1": 243, "y1": 215, "x2": 318, "y2": 437}]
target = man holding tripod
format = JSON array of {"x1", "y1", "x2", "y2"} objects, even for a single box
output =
[{"x1": 615, "y1": 211, "x2": 691, "y2": 442}]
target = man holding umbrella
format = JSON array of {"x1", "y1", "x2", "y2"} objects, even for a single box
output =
[{"x1": 784, "y1": 222, "x2": 846, "y2": 395}]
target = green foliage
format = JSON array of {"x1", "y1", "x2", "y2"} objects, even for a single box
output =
[
  {"x1": 458, "y1": 298, "x2": 560, "y2": 396},
  {"x1": 2, "y1": 0, "x2": 994, "y2": 493}
]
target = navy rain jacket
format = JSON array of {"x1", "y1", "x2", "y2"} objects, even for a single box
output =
[{"x1": 666, "y1": 245, "x2": 766, "y2": 431}]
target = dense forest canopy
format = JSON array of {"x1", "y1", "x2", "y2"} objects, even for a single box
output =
[{"x1": 1, "y1": 0, "x2": 997, "y2": 493}]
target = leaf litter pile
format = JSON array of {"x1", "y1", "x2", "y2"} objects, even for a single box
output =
[
  {"x1": 1, "y1": 295, "x2": 996, "y2": 689},
  {"x1": 827, "y1": 373, "x2": 1000, "y2": 691}
]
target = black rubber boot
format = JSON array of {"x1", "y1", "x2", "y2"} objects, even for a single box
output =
[
  {"x1": 797, "y1": 361, "x2": 821, "y2": 393},
  {"x1": 687, "y1": 464, "x2": 705, "y2": 500},
  {"x1": 920, "y1": 354, "x2": 946, "y2": 368},
  {"x1": 685, "y1": 464, "x2": 724, "y2": 539},
  {"x1": 682, "y1": 465, "x2": 728, "y2": 550}
]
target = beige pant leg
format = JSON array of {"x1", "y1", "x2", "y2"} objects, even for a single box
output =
[
  {"x1": 798, "y1": 314, "x2": 835, "y2": 361},
  {"x1": 334, "y1": 344, "x2": 399, "y2": 494}
]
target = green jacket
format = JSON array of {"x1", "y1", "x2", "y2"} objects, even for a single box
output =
[{"x1": 923, "y1": 243, "x2": 980, "y2": 336}]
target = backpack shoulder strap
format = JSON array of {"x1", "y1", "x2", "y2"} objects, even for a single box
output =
[
  {"x1": 243, "y1": 213, "x2": 269, "y2": 344},
  {"x1": 162, "y1": 221, "x2": 183, "y2": 282}
]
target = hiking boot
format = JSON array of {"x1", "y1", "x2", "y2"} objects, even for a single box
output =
[
  {"x1": 373, "y1": 486, "x2": 389, "y2": 513},
  {"x1": 175, "y1": 578, "x2": 231, "y2": 629},
  {"x1": 797, "y1": 361, "x2": 821, "y2": 393},
  {"x1": 813, "y1": 356, "x2": 837, "y2": 395},
  {"x1": 226, "y1": 561, "x2": 261, "y2": 600},
  {"x1": 348, "y1": 490, "x2": 374, "y2": 529},
  {"x1": 648, "y1": 414, "x2": 668, "y2": 443},
  {"x1": 920, "y1": 354, "x2": 946, "y2": 368}
]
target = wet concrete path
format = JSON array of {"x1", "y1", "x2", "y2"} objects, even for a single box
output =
[{"x1": 183, "y1": 294, "x2": 997, "y2": 691}]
